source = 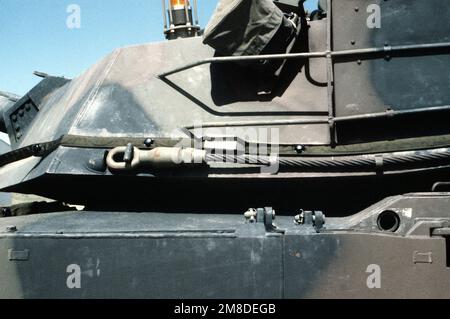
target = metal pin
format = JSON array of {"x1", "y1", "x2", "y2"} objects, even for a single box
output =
[{"x1": 123, "y1": 143, "x2": 134, "y2": 164}]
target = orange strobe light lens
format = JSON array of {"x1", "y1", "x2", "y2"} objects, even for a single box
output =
[{"x1": 170, "y1": 0, "x2": 188, "y2": 9}]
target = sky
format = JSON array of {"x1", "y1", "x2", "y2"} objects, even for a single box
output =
[{"x1": 0, "y1": 0, "x2": 318, "y2": 96}]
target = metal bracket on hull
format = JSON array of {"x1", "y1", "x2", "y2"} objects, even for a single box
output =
[{"x1": 244, "y1": 207, "x2": 284, "y2": 234}]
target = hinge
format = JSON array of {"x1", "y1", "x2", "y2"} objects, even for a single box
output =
[{"x1": 244, "y1": 207, "x2": 284, "y2": 234}]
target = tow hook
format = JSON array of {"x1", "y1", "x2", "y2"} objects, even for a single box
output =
[{"x1": 107, "y1": 144, "x2": 207, "y2": 170}]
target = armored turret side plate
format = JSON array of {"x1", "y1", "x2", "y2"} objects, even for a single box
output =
[
  {"x1": 8, "y1": 30, "x2": 331, "y2": 149},
  {"x1": 332, "y1": 0, "x2": 450, "y2": 117}
]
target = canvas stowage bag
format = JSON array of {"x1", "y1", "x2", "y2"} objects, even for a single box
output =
[{"x1": 203, "y1": 0, "x2": 297, "y2": 57}]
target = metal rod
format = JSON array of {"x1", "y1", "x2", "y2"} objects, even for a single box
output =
[
  {"x1": 159, "y1": 51, "x2": 328, "y2": 77},
  {"x1": 326, "y1": 0, "x2": 336, "y2": 145},
  {"x1": 161, "y1": 0, "x2": 167, "y2": 30},
  {"x1": 165, "y1": 24, "x2": 200, "y2": 31},
  {"x1": 332, "y1": 42, "x2": 450, "y2": 57},
  {"x1": 333, "y1": 105, "x2": 450, "y2": 122},
  {"x1": 168, "y1": 2, "x2": 174, "y2": 27},
  {"x1": 158, "y1": 41, "x2": 450, "y2": 78},
  {"x1": 184, "y1": 105, "x2": 450, "y2": 131},
  {"x1": 184, "y1": 0, "x2": 191, "y2": 26},
  {"x1": 193, "y1": 0, "x2": 199, "y2": 26},
  {"x1": 432, "y1": 182, "x2": 450, "y2": 192},
  {"x1": 184, "y1": 118, "x2": 330, "y2": 130}
]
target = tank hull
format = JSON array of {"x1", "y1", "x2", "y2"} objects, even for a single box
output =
[{"x1": 1, "y1": 193, "x2": 450, "y2": 299}]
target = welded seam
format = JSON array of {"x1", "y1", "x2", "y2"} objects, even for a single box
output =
[{"x1": 71, "y1": 49, "x2": 122, "y2": 130}]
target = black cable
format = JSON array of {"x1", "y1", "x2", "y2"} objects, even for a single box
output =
[{"x1": 206, "y1": 149, "x2": 450, "y2": 171}]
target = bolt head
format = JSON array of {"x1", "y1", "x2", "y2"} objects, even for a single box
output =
[
  {"x1": 294, "y1": 210, "x2": 305, "y2": 225},
  {"x1": 144, "y1": 138, "x2": 153, "y2": 147},
  {"x1": 296, "y1": 145, "x2": 305, "y2": 153},
  {"x1": 32, "y1": 144, "x2": 42, "y2": 154},
  {"x1": 1, "y1": 208, "x2": 11, "y2": 217},
  {"x1": 244, "y1": 209, "x2": 258, "y2": 223},
  {"x1": 6, "y1": 226, "x2": 17, "y2": 233},
  {"x1": 244, "y1": 208, "x2": 257, "y2": 218}
]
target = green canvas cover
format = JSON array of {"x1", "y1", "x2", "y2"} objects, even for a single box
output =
[{"x1": 203, "y1": 0, "x2": 287, "y2": 56}]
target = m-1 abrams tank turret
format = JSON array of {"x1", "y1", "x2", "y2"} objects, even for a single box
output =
[{"x1": 1, "y1": 0, "x2": 450, "y2": 298}]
